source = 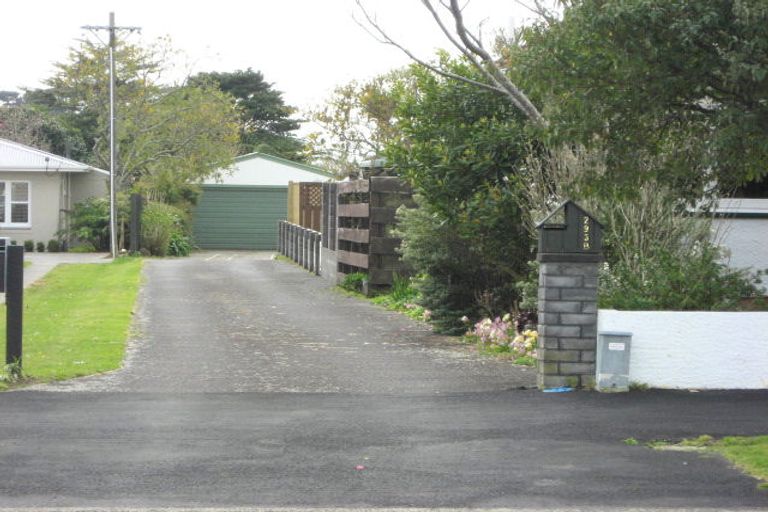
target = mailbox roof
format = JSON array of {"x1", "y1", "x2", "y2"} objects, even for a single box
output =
[{"x1": 535, "y1": 199, "x2": 603, "y2": 229}]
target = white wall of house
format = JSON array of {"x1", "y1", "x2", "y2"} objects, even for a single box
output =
[
  {"x1": 712, "y1": 198, "x2": 768, "y2": 273},
  {"x1": 205, "y1": 155, "x2": 329, "y2": 186},
  {"x1": 598, "y1": 309, "x2": 768, "y2": 389},
  {"x1": 0, "y1": 171, "x2": 61, "y2": 245},
  {"x1": 0, "y1": 170, "x2": 107, "y2": 245},
  {"x1": 70, "y1": 171, "x2": 108, "y2": 205}
]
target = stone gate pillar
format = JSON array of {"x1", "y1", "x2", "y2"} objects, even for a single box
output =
[{"x1": 536, "y1": 201, "x2": 603, "y2": 390}]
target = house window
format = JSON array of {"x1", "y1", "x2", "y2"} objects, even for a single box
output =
[{"x1": 0, "y1": 181, "x2": 31, "y2": 227}]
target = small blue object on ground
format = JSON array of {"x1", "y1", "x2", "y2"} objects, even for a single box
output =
[{"x1": 543, "y1": 386, "x2": 573, "y2": 393}]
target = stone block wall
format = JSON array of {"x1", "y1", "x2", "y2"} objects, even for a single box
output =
[{"x1": 537, "y1": 261, "x2": 598, "y2": 389}]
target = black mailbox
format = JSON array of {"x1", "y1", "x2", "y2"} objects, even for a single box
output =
[{"x1": 536, "y1": 200, "x2": 602, "y2": 262}]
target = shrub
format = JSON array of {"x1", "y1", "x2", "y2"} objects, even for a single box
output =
[
  {"x1": 464, "y1": 313, "x2": 538, "y2": 362},
  {"x1": 599, "y1": 244, "x2": 761, "y2": 310},
  {"x1": 23, "y1": 240, "x2": 34, "y2": 252},
  {"x1": 340, "y1": 272, "x2": 367, "y2": 293},
  {"x1": 35, "y1": 242, "x2": 45, "y2": 253},
  {"x1": 168, "y1": 232, "x2": 193, "y2": 257},
  {"x1": 141, "y1": 202, "x2": 190, "y2": 257},
  {"x1": 46, "y1": 240, "x2": 61, "y2": 253},
  {"x1": 69, "y1": 242, "x2": 97, "y2": 253},
  {"x1": 394, "y1": 196, "x2": 532, "y2": 335},
  {"x1": 62, "y1": 196, "x2": 131, "y2": 252}
]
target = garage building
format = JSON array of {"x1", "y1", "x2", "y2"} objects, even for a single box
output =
[{"x1": 193, "y1": 152, "x2": 331, "y2": 250}]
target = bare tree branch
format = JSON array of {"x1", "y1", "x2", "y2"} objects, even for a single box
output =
[
  {"x1": 355, "y1": 0, "x2": 547, "y2": 126},
  {"x1": 513, "y1": 0, "x2": 558, "y2": 26},
  {"x1": 446, "y1": 0, "x2": 546, "y2": 125},
  {"x1": 353, "y1": 2, "x2": 508, "y2": 97}
]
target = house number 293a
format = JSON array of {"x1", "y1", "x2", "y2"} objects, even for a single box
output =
[{"x1": 582, "y1": 216, "x2": 591, "y2": 250}]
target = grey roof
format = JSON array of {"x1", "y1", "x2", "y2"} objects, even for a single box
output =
[{"x1": 0, "y1": 138, "x2": 108, "y2": 174}]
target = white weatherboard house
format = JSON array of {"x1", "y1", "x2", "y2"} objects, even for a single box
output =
[
  {"x1": 0, "y1": 138, "x2": 108, "y2": 246},
  {"x1": 712, "y1": 197, "x2": 768, "y2": 273},
  {"x1": 193, "y1": 152, "x2": 332, "y2": 250}
]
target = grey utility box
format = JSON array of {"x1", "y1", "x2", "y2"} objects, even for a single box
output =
[{"x1": 596, "y1": 332, "x2": 632, "y2": 392}]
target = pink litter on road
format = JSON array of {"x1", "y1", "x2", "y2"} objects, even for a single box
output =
[{"x1": 355, "y1": 465, "x2": 366, "y2": 470}]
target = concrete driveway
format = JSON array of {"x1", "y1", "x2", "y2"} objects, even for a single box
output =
[
  {"x1": 3, "y1": 252, "x2": 767, "y2": 509},
  {"x1": 32, "y1": 251, "x2": 534, "y2": 393}
]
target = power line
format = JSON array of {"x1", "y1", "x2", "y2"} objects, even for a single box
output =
[{"x1": 82, "y1": 13, "x2": 141, "y2": 259}]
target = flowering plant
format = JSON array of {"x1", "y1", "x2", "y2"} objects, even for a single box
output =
[{"x1": 463, "y1": 313, "x2": 537, "y2": 361}]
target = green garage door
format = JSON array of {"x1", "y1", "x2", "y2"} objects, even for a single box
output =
[{"x1": 193, "y1": 185, "x2": 287, "y2": 250}]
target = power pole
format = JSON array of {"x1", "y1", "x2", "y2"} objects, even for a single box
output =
[{"x1": 82, "y1": 13, "x2": 140, "y2": 259}]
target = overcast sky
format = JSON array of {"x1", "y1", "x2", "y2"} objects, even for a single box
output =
[{"x1": 1, "y1": 1, "x2": 532, "y2": 116}]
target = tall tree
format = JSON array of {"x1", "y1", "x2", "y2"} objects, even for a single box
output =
[
  {"x1": 307, "y1": 71, "x2": 402, "y2": 177},
  {"x1": 189, "y1": 68, "x2": 304, "y2": 161},
  {"x1": 513, "y1": 0, "x2": 768, "y2": 196},
  {"x1": 385, "y1": 60, "x2": 534, "y2": 331},
  {"x1": 25, "y1": 38, "x2": 240, "y2": 203},
  {"x1": 0, "y1": 105, "x2": 72, "y2": 154}
]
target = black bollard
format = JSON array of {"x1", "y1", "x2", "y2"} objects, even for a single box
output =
[{"x1": 5, "y1": 245, "x2": 24, "y2": 372}]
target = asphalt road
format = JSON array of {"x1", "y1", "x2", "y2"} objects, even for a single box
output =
[{"x1": 2, "y1": 252, "x2": 767, "y2": 510}]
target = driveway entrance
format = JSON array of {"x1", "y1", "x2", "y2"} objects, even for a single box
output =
[
  {"x1": 6, "y1": 252, "x2": 767, "y2": 509},
  {"x1": 36, "y1": 251, "x2": 534, "y2": 392}
]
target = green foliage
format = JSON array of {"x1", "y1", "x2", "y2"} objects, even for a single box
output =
[
  {"x1": 308, "y1": 71, "x2": 403, "y2": 176},
  {"x1": 71, "y1": 197, "x2": 108, "y2": 249},
  {"x1": 35, "y1": 242, "x2": 45, "y2": 253},
  {"x1": 340, "y1": 272, "x2": 367, "y2": 293},
  {"x1": 190, "y1": 68, "x2": 304, "y2": 161},
  {"x1": 0, "y1": 104, "x2": 78, "y2": 156},
  {"x1": 516, "y1": 0, "x2": 768, "y2": 195},
  {"x1": 46, "y1": 240, "x2": 61, "y2": 253},
  {"x1": 389, "y1": 273, "x2": 419, "y2": 305},
  {"x1": 599, "y1": 244, "x2": 761, "y2": 310},
  {"x1": 368, "y1": 274, "x2": 430, "y2": 321},
  {"x1": 68, "y1": 242, "x2": 97, "y2": 253},
  {"x1": 167, "y1": 232, "x2": 193, "y2": 257},
  {"x1": 27, "y1": 39, "x2": 240, "y2": 202},
  {"x1": 63, "y1": 197, "x2": 113, "y2": 251},
  {"x1": 515, "y1": 261, "x2": 540, "y2": 312},
  {"x1": 23, "y1": 240, "x2": 34, "y2": 252},
  {"x1": 141, "y1": 202, "x2": 189, "y2": 257},
  {"x1": 383, "y1": 61, "x2": 536, "y2": 333}
]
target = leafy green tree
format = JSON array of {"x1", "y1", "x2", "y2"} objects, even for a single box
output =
[
  {"x1": 0, "y1": 104, "x2": 74, "y2": 154},
  {"x1": 26, "y1": 39, "x2": 240, "y2": 203},
  {"x1": 189, "y1": 68, "x2": 304, "y2": 160},
  {"x1": 387, "y1": 61, "x2": 534, "y2": 331},
  {"x1": 515, "y1": 0, "x2": 768, "y2": 196},
  {"x1": 308, "y1": 71, "x2": 402, "y2": 177}
]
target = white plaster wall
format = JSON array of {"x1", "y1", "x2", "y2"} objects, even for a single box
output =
[
  {"x1": 70, "y1": 171, "x2": 108, "y2": 205},
  {"x1": 713, "y1": 217, "x2": 768, "y2": 273},
  {"x1": 0, "y1": 171, "x2": 61, "y2": 244},
  {"x1": 598, "y1": 310, "x2": 768, "y2": 389},
  {"x1": 205, "y1": 157, "x2": 329, "y2": 186}
]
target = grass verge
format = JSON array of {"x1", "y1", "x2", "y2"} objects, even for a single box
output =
[
  {"x1": 0, "y1": 257, "x2": 143, "y2": 389},
  {"x1": 646, "y1": 435, "x2": 768, "y2": 489},
  {"x1": 475, "y1": 342, "x2": 536, "y2": 366}
]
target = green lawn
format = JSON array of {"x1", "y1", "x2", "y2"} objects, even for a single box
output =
[
  {"x1": 0, "y1": 258, "x2": 143, "y2": 387},
  {"x1": 715, "y1": 436, "x2": 768, "y2": 488},
  {"x1": 648, "y1": 435, "x2": 768, "y2": 489}
]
